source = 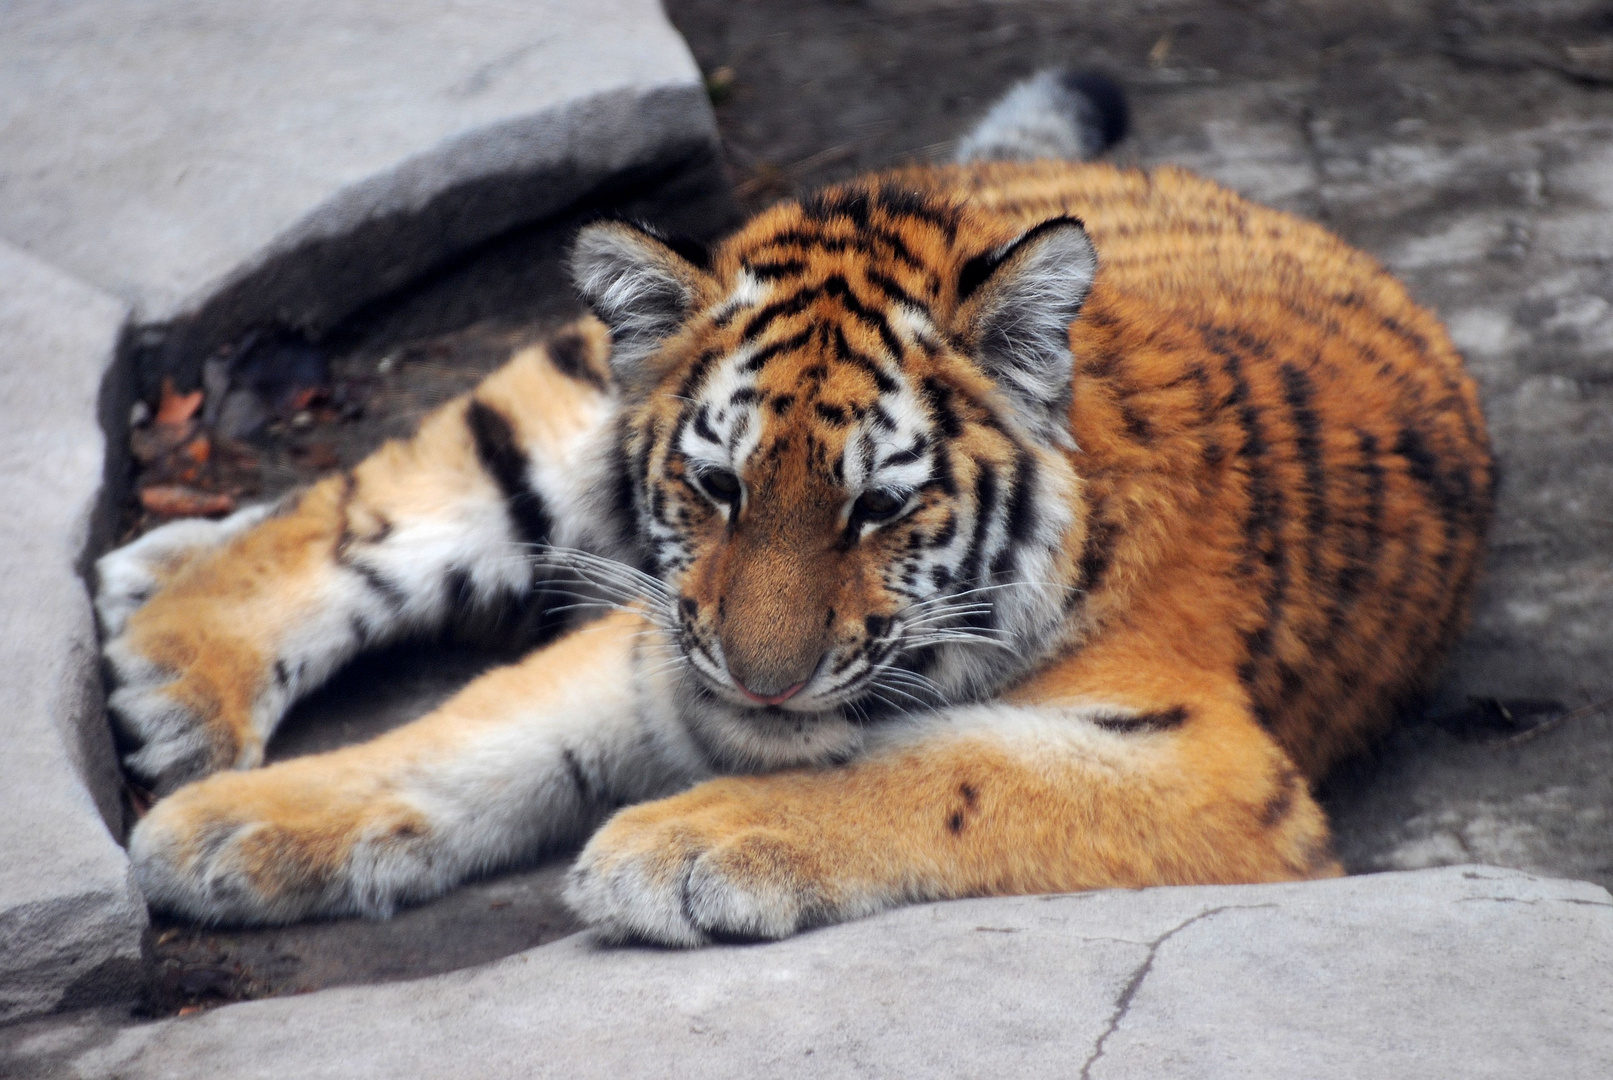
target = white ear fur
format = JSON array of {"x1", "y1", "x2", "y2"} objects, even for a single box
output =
[
  {"x1": 570, "y1": 222, "x2": 706, "y2": 389},
  {"x1": 960, "y1": 217, "x2": 1097, "y2": 446}
]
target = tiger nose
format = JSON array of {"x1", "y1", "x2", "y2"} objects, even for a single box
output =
[
  {"x1": 723, "y1": 646, "x2": 821, "y2": 706},
  {"x1": 733, "y1": 676, "x2": 807, "y2": 707}
]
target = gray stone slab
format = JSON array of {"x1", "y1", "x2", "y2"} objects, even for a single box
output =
[
  {"x1": 0, "y1": 242, "x2": 147, "y2": 1023},
  {"x1": 0, "y1": 0, "x2": 723, "y2": 388},
  {"x1": 12, "y1": 867, "x2": 1605, "y2": 1079}
]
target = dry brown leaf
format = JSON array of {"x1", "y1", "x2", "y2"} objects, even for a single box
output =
[
  {"x1": 140, "y1": 485, "x2": 235, "y2": 518},
  {"x1": 154, "y1": 376, "x2": 204, "y2": 427}
]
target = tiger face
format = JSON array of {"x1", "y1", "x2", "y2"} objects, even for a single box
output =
[{"x1": 573, "y1": 185, "x2": 1096, "y2": 767}]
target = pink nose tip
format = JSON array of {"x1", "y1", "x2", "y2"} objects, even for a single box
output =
[{"x1": 736, "y1": 680, "x2": 806, "y2": 706}]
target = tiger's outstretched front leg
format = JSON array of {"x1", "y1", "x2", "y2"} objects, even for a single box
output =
[
  {"x1": 566, "y1": 635, "x2": 1341, "y2": 946},
  {"x1": 130, "y1": 610, "x2": 709, "y2": 923},
  {"x1": 98, "y1": 319, "x2": 618, "y2": 794}
]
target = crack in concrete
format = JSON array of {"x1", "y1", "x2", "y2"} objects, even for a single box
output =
[
  {"x1": 1458, "y1": 895, "x2": 1613, "y2": 908},
  {"x1": 1077, "y1": 904, "x2": 1276, "y2": 1080}
]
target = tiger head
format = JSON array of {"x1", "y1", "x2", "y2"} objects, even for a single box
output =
[{"x1": 572, "y1": 182, "x2": 1094, "y2": 768}]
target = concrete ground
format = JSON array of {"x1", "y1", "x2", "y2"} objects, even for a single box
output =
[
  {"x1": 84, "y1": 0, "x2": 1611, "y2": 1012},
  {"x1": 3, "y1": 0, "x2": 1609, "y2": 1051},
  {"x1": 8, "y1": 868, "x2": 1611, "y2": 1078}
]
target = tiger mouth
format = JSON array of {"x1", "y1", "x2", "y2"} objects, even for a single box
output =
[{"x1": 676, "y1": 622, "x2": 915, "y2": 716}]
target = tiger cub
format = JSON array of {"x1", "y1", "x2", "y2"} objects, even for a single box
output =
[{"x1": 99, "y1": 72, "x2": 1491, "y2": 942}]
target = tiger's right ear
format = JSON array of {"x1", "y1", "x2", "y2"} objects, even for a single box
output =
[{"x1": 570, "y1": 221, "x2": 713, "y2": 391}]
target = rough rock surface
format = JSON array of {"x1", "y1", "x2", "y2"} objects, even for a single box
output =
[
  {"x1": 0, "y1": 0, "x2": 724, "y2": 390},
  {"x1": 4, "y1": 867, "x2": 1607, "y2": 1079},
  {"x1": 0, "y1": 242, "x2": 146, "y2": 1023}
]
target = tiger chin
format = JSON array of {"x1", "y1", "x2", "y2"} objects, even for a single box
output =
[{"x1": 102, "y1": 69, "x2": 1491, "y2": 944}]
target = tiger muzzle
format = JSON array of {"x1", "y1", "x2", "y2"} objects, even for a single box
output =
[{"x1": 716, "y1": 550, "x2": 834, "y2": 706}]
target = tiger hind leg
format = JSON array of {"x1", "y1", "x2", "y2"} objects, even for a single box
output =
[{"x1": 98, "y1": 318, "x2": 621, "y2": 795}]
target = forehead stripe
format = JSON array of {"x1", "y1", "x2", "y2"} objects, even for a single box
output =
[
  {"x1": 821, "y1": 275, "x2": 905, "y2": 361},
  {"x1": 757, "y1": 229, "x2": 926, "y2": 275},
  {"x1": 744, "y1": 258, "x2": 806, "y2": 280},
  {"x1": 741, "y1": 287, "x2": 818, "y2": 342},
  {"x1": 864, "y1": 268, "x2": 923, "y2": 310},
  {"x1": 830, "y1": 326, "x2": 898, "y2": 393},
  {"x1": 741, "y1": 326, "x2": 814, "y2": 374}
]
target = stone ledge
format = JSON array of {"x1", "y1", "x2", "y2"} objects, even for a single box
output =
[
  {"x1": 26, "y1": 867, "x2": 1610, "y2": 1079},
  {"x1": 0, "y1": 242, "x2": 146, "y2": 1024},
  {"x1": 0, "y1": 0, "x2": 729, "y2": 392}
]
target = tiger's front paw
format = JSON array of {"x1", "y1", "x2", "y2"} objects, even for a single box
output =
[
  {"x1": 102, "y1": 630, "x2": 264, "y2": 796},
  {"x1": 563, "y1": 796, "x2": 837, "y2": 947},
  {"x1": 129, "y1": 767, "x2": 441, "y2": 925},
  {"x1": 97, "y1": 506, "x2": 280, "y2": 794}
]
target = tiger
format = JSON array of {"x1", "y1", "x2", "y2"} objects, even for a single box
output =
[{"x1": 97, "y1": 69, "x2": 1492, "y2": 944}]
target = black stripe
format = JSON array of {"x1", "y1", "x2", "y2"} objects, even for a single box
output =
[
  {"x1": 467, "y1": 399, "x2": 553, "y2": 547},
  {"x1": 676, "y1": 347, "x2": 722, "y2": 401},
  {"x1": 923, "y1": 442, "x2": 958, "y2": 498},
  {"x1": 990, "y1": 452, "x2": 1039, "y2": 579},
  {"x1": 1280, "y1": 362, "x2": 1329, "y2": 586},
  {"x1": 546, "y1": 330, "x2": 608, "y2": 390},
  {"x1": 745, "y1": 258, "x2": 806, "y2": 280},
  {"x1": 606, "y1": 434, "x2": 638, "y2": 548},
  {"x1": 815, "y1": 402, "x2": 849, "y2": 426},
  {"x1": 1078, "y1": 502, "x2": 1119, "y2": 594},
  {"x1": 830, "y1": 326, "x2": 899, "y2": 393},
  {"x1": 871, "y1": 186, "x2": 960, "y2": 242},
  {"x1": 882, "y1": 444, "x2": 924, "y2": 468},
  {"x1": 823, "y1": 275, "x2": 904, "y2": 360},
  {"x1": 691, "y1": 405, "x2": 719, "y2": 444},
  {"x1": 1119, "y1": 402, "x2": 1153, "y2": 444},
  {"x1": 1394, "y1": 423, "x2": 1476, "y2": 571},
  {"x1": 1209, "y1": 330, "x2": 1289, "y2": 729},
  {"x1": 962, "y1": 462, "x2": 1000, "y2": 588},
  {"x1": 1331, "y1": 428, "x2": 1386, "y2": 634},
  {"x1": 1260, "y1": 767, "x2": 1298, "y2": 827},
  {"x1": 562, "y1": 747, "x2": 602, "y2": 807},
  {"x1": 921, "y1": 377, "x2": 963, "y2": 438},
  {"x1": 758, "y1": 228, "x2": 926, "y2": 275},
  {"x1": 344, "y1": 557, "x2": 407, "y2": 612},
  {"x1": 741, "y1": 287, "x2": 818, "y2": 342},
  {"x1": 864, "y1": 268, "x2": 923, "y2": 310},
  {"x1": 742, "y1": 326, "x2": 814, "y2": 374}
]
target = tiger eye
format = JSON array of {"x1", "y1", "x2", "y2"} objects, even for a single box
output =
[
  {"x1": 698, "y1": 468, "x2": 742, "y2": 503},
  {"x1": 854, "y1": 488, "x2": 906, "y2": 521}
]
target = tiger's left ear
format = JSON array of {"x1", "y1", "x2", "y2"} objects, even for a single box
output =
[
  {"x1": 571, "y1": 221, "x2": 714, "y2": 392},
  {"x1": 955, "y1": 216, "x2": 1097, "y2": 446}
]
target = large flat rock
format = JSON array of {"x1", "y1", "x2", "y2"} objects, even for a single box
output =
[
  {"x1": 0, "y1": 242, "x2": 146, "y2": 1023},
  {"x1": 0, "y1": 0, "x2": 723, "y2": 389},
  {"x1": 7, "y1": 867, "x2": 1605, "y2": 1078}
]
